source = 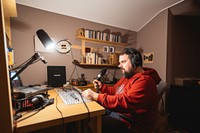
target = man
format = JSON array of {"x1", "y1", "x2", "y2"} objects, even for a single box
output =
[{"x1": 82, "y1": 48, "x2": 161, "y2": 133}]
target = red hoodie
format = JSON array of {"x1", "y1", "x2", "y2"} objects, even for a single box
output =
[{"x1": 97, "y1": 67, "x2": 161, "y2": 133}]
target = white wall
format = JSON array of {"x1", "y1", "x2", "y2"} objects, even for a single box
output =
[{"x1": 137, "y1": 10, "x2": 168, "y2": 81}]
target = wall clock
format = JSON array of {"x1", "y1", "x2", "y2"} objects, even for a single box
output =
[{"x1": 56, "y1": 39, "x2": 71, "y2": 54}]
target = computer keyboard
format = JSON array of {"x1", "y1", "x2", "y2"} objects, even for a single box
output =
[{"x1": 56, "y1": 86, "x2": 91, "y2": 105}]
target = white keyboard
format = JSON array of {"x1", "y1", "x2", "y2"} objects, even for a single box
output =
[{"x1": 56, "y1": 87, "x2": 91, "y2": 105}]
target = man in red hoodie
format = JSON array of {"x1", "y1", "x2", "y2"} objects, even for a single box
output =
[{"x1": 82, "y1": 48, "x2": 161, "y2": 133}]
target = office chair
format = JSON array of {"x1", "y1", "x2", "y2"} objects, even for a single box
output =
[
  {"x1": 154, "y1": 80, "x2": 168, "y2": 133},
  {"x1": 157, "y1": 80, "x2": 167, "y2": 101}
]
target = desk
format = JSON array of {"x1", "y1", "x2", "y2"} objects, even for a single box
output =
[
  {"x1": 16, "y1": 89, "x2": 105, "y2": 133},
  {"x1": 76, "y1": 83, "x2": 95, "y2": 91}
]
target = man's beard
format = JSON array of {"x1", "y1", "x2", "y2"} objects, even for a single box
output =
[{"x1": 123, "y1": 70, "x2": 134, "y2": 79}]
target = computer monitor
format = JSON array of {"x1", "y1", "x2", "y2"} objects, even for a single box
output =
[{"x1": 47, "y1": 66, "x2": 66, "y2": 87}]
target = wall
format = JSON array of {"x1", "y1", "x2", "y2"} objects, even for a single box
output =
[
  {"x1": 167, "y1": 10, "x2": 200, "y2": 85},
  {"x1": 11, "y1": 4, "x2": 136, "y2": 85},
  {"x1": 167, "y1": 11, "x2": 200, "y2": 132},
  {"x1": 137, "y1": 10, "x2": 168, "y2": 81}
]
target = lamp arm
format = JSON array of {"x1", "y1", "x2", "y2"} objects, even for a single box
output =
[
  {"x1": 10, "y1": 62, "x2": 30, "y2": 81},
  {"x1": 10, "y1": 53, "x2": 42, "y2": 81}
]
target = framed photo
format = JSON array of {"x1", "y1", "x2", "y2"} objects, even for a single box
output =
[
  {"x1": 143, "y1": 52, "x2": 154, "y2": 63},
  {"x1": 103, "y1": 46, "x2": 109, "y2": 53},
  {"x1": 85, "y1": 47, "x2": 91, "y2": 53},
  {"x1": 109, "y1": 47, "x2": 115, "y2": 53}
]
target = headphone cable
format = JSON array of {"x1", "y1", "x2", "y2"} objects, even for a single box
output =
[
  {"x1": 55, "y1": 93, "x2": 66, "y2": 133},
  {"x1": 71, "y1": 86, "x2": 92, "y2": 133}
]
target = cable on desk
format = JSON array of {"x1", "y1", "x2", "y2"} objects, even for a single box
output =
[
  {"x1": 17, "y1": 109, "x2": 40, "y2": 123},
  {"x1": 16, "y1": 101, "x2": 49, "y2": 123},
  {"x1": 55, "y1": 93, "x2": 66, "y2": 133},
  {"x1": 72, "y1": 86, "x2": 90, "y2": 121},
  {"x1": 70, "y1": 86, "x2": 93, "y2": 133},
  {"x1": 59, "y1": 86, "x2": 92, "y2": 133}
]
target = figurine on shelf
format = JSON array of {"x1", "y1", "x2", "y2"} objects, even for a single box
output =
[{"x1": 79, "y1": 73, "x2": 87, "y2": 86}]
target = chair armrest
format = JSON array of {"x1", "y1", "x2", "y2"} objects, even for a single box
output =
[{"x1": 118, "y1": 113, "x2": 134, "y2": 126}]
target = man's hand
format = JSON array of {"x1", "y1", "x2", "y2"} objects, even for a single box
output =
[
  {"x1": 82, "y1": 89, "x2": 98, "y2": 101},
  {"x1": 93, "y1": 79, "x2": 102, "y2": 89}
]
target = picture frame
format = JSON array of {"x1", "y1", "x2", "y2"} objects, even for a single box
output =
[
  {"x1": 143, "y1": 52, "x2": 154, "y2": 63},
  {"x1": 85, "y1": 47, "x2": 91, "y2": 53},
  {"x1": 109, "y1": 47, "x2": 115, "y2": 53},
  {"x1": 103, "y1": 46, "x2": 109, "y2": 53}
]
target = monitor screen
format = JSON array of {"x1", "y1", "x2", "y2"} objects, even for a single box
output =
[
  {"x1": 10, "y1": 71, "x2": 23, "y2": 87},
  {"x1": 10, "y1": 71, "x2": 19, "y2": 80}
]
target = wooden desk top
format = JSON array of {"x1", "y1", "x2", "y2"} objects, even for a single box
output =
[
  {"x1": 16, "y1": 89, "x2": 105, "y2": 133},
  {"x1": 76, "y1": 83, "x2": 94, "y2": 90}
]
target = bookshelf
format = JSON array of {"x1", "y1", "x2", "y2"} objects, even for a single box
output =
[
  {"x1": 76, "y1": 36, "x2": 127, "y2": 67},
  {"x1": 77, "y1": 36, "x2": 128, "y2": 46},
  {"x1": 76, "y1": 32, "x2": 128, "y2": 67},
  {"x1": 78, "y1": 62, "x2": 119, "y2": 68}
]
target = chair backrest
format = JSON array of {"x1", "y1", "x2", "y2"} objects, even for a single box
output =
[
  {"x1": 154, "y1": 80, "x2": 169, "y2": 133},
  {"x1": 157, "y1": 80, "x2": 167, "y2": 101}
]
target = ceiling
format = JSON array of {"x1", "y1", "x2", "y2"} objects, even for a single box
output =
[{"x1": 16, "y1": 0, "x2": 185, "y2": 32}]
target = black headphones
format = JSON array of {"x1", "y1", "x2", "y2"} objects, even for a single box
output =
[
  {"x1": 31, "y1": 95, "x2": 45, "y2": 108},
  {"x1": 123, "y1": 48, "x2": 142, "y2": 68}
]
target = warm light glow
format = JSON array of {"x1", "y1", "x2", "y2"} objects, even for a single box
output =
[{"x1": 45, "y1": 42, "x2": 55, "y2": 50}]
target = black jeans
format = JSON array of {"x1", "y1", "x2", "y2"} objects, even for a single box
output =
[{"x1": 102, "y1": 109, "x2": 130, "y2": 133}]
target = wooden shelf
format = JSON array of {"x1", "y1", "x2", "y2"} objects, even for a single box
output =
[
  {"x1": 77, "y1": 36, "x2": 128, "y2": 46},
  {"x1": 78, "y1": 63, "x2": 119, "y2": 68},
  {"x1": 76, "y1": 33, "x2": 127, "y2": 67}
]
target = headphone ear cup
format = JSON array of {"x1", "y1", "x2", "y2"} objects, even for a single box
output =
[
  {"x1": 131, "y1": 55, "x2": 136, "y2": 67},
  {"x1": 125, "y1": 48, "x2": 141, "y2": 68},
  {"x1": 134, "y1": 54, "x2": 140, "y2": 67},
  {"x1": 31, "y1": 95, "x2": 44, "y2": 108},
  {"x1": 131, "y1": 54, "x2": 139, "y2": 67}
]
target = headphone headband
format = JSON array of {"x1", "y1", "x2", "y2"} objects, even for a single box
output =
[{"x1": 121, "y1": 48, "x2": 142, "y2": 68}]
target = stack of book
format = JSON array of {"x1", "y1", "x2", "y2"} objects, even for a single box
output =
[
  {"x1": 85, "y1": 52, "x2": 103, "y2": 65},
  {"x1": 77, "y1": 28, "x2": 128, "y2": 44}
]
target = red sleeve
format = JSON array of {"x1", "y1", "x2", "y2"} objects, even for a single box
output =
[
  {"x1": 100, "y1": 78, "x2": 126, "y2": 95},
  {"x1": 97, "y1": 76, "x2": 158, "y2": 113}
]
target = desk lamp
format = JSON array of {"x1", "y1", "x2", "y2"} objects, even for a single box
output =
[
  {"x1": 36, "y1": 29, "x2": 54, "y2": 50},
  {"x1": 10, "y1": 29, "x2": 56, "y2": 117},
  {"x1": 10, "y1": 29, "x2": 52, "y2": 81},
  {"x1": 37, "y1": 29, "x2": 72, "y2": 54}
]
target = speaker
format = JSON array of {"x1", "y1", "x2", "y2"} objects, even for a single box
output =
[{"x1": 47, "y1": 66, "x2": 66, "y2": 87}]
